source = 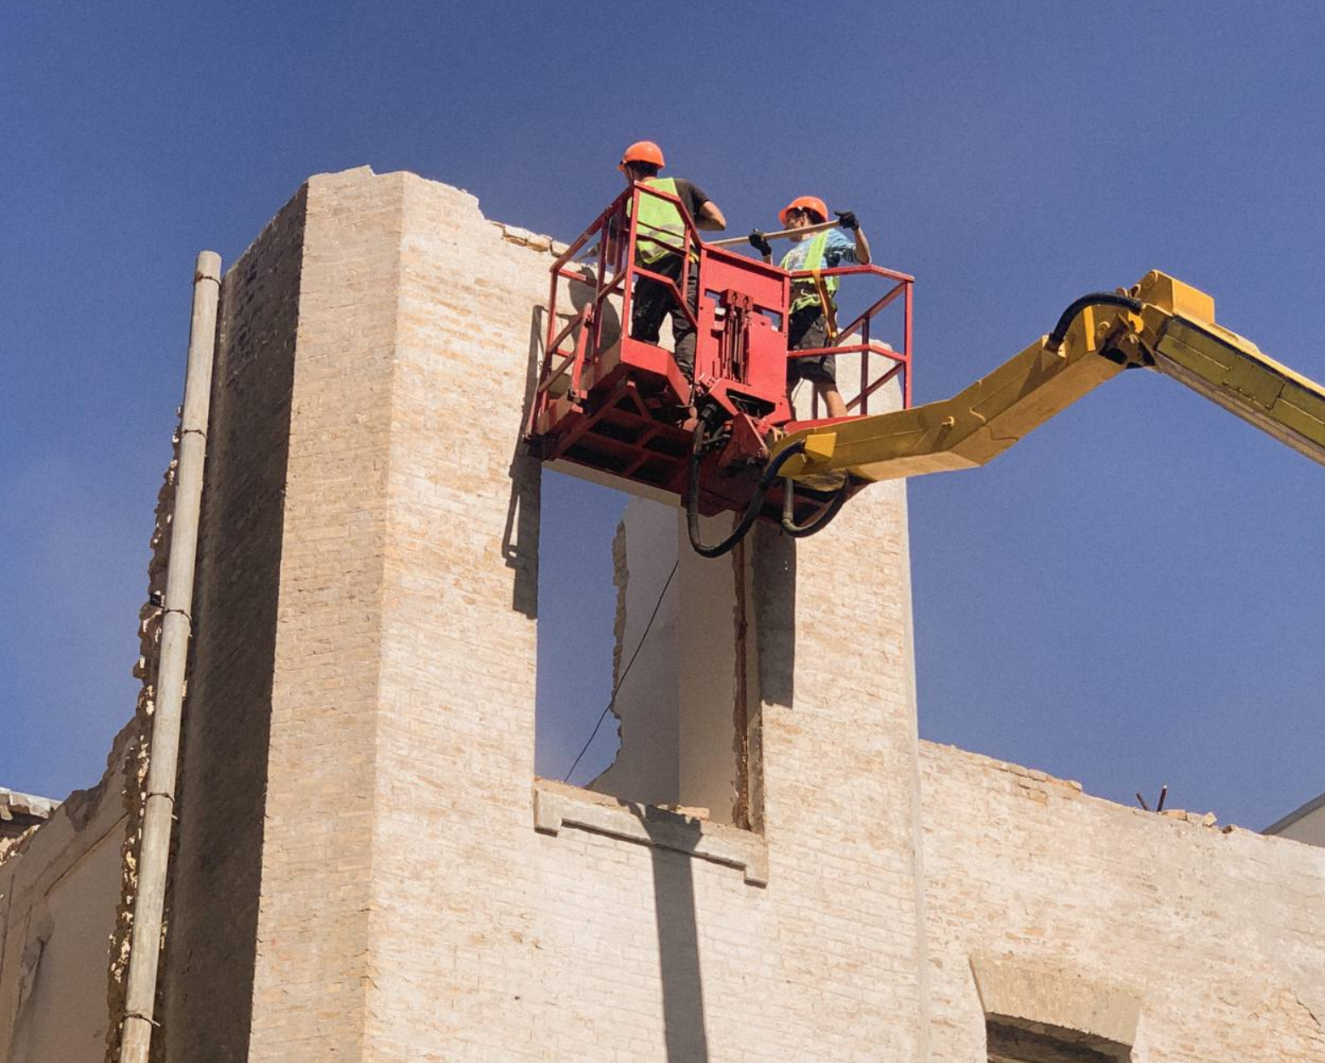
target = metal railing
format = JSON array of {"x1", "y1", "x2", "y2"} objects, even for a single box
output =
[
  {"x1": 530, "y1": 191, "x2": 915, "y2": 438},
  {"x1": 786, "y1": 263, "x2": 914, "y2": 418},
  {"x1": 530, "y1": 182, "x2": 703, "y2": 435}
]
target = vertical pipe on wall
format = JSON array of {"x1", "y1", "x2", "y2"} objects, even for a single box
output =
[{"x1": 118, "y1": 250, "x2": 222, "y2": 1063}]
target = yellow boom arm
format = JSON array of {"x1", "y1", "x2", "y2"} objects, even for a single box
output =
[{"x1": 775, "y1": 271, "x2": 1325, "y2": 484}]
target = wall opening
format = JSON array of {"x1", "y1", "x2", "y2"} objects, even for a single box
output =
[
  {"x1": 535, "y1": 468, "x2": 760, "y2": 828},
  {"x1": 986, "y1": 1016, "x2": 1132, "y2": 1063},
  {"x1": 534, "y1": 469, "x2": 627, "y2": 783}
]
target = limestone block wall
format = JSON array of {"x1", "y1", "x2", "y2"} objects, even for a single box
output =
[
  {"x1": 367, "y1": 166, "x2": 929, "y2": 1063},
  {"x1": 149, "y1": 166, "x2": 1325, "y2": 1063},
  {"x1": 6, "y1": 165, "x2": 1325, "y2": 1063},
  {"x1": 159, "y1": 183, "x2": 311, "y2": 1063},
  {"x1": 919, "y1": 742, "x2": 1325, "y2": 1062},
  {"x1": 146, "y1": 165, "x2": 927, "y2": 1063}
]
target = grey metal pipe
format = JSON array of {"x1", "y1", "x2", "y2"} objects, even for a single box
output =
[{"x1": 118, "y1": 250, "x2": 222, "y2": 1063}]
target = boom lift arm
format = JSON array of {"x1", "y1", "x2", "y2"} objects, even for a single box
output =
[{"x1": 772, "y1": 271, "x2": 1325, "y2": 486}]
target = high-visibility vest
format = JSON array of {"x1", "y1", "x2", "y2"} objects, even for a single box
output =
[
  {"x1": 628, "y1": 177, "x2": 687, "y2": 265},
  {"x1": 782, "y1": 231, "x2": 839, "y2": 313}
]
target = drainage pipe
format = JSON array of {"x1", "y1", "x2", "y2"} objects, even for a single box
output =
[{"x1": 118, "y1": 250, "x2": 222, "y2": 1063}]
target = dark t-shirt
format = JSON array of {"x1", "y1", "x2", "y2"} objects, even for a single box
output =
[
  {"x1": 663, "y1": 178, "x2": 710, "y2": 224},
  {"x1": 610, "y1": 177, "x2": 711, "y2": 251}
]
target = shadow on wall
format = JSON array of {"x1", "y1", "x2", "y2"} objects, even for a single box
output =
[
  {"x1": 644, "y1": 818, "x2": 711, "y2": 1063},
  {"x1": 506, "y1": 272, "x2": 624, "y2": 620},
  {"x1": 159, "y1": 197, "x2": 306, "y2": 1063},
  {"x1": 607, "y1": 523, "x2": 799, "y2": 1062},
  {"x1": 751, "y1": 522, "x2": 795, "y2": 714},
  {"x1": 501, "y1": 305, "x2": 547, "y2": 620}
]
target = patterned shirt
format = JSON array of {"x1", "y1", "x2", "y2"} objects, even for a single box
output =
[{"x1": 780, "y1": 228, "x2": 858, "y2": 272}]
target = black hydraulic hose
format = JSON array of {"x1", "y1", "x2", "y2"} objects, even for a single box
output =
[
  {"x1": 686, "y1": 424, "x2": 808, "y2": 558},
  {"x1": 780, "y1": 477, "x2": 853, "y2": 538},
  {"x1": 1046, "y1": 293, "x2": 1143, "y2": 352}
]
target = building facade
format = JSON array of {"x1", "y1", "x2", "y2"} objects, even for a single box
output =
[{"x1": 1, "y1": 168, "x2": 1322, "y2": 1063}]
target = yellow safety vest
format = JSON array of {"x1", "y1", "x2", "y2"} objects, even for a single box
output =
[
  {"x1": 782, "y1": 231, "x2": 840, "y2": 313},
  {"x1": 628, "y1": 177, "x2": 687, "y2": 265}
]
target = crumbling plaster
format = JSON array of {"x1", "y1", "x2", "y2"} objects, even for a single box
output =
[{"x1": 0, "y1": 725, "x2": 138, "y2": 1063}]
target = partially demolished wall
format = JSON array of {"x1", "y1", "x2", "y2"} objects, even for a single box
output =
[
  {"x1": 1, "y1": 168, "x2": 1322, "y2": 1063},
  {"x1": 0, "y1": 417, "x2": 178, "y2": 1063}
]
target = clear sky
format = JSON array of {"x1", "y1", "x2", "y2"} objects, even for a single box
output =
[{"x1": 3, "y1": 1, "x2": 1322, "y2": 830}]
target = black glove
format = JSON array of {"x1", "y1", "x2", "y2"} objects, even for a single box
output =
[
  {"x1": 835, "y1": 210, "x2": 859, "y2": 231},
  {"x1": 748, "y1": 230, "x2": 773, "y2": 256}
]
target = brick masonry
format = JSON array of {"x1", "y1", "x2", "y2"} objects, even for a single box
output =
[
  {"x1": 919, "y1": 742, "x2": 1325, "y2": 1061},
  {"x1": 1, "y1": 166, "x2": 1323, "y2": 1063}
]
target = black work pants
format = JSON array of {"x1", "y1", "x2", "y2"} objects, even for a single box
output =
[
  {"x1": 786, "y1": 303, "x2": 837, "y2": 385},
  {"x1": 630, "y1": 254, "x2": 699, "y2": 380}
]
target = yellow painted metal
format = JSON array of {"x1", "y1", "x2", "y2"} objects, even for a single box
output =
[
  {"x1": 773, "y1": 271, "x2": 1325, "y2": 483},
  {"x1": 801, "y1": 431, "x2": 837, "y2": 463},
  {"x1": 1149, "y1": 315, "x2": 1325, "y2": 466},
  {"x1": 1130, "y1": 270, "x2": 1215, "y2": 323}
]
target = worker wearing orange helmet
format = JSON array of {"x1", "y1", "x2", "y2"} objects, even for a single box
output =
[
  {"x1": 749, "y1": 197, "x2": 871, "y2": 419},
  {"x1": 617, "y1": 140, "x2": 726, "y2": 381}
]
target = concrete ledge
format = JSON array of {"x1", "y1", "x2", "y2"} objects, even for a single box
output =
[
  {"x1": 533, "y1": 779, "x2": 769, "y2": 886},
  {"x1": 0, "y1": 787, "x2": 59, "y2": 846},
  {"x1": 970, "y1": 954, "x2": 1141, "y2": 1048},
  {"x1": 0, "y1": 788, "x2": 58, "y2": 820}
]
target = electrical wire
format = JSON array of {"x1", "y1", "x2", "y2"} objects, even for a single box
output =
[{"x1": 562, "y1": 557, "x2": 680, "y2": 784}]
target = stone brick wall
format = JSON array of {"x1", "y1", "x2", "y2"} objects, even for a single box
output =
[
  {"x1": 142, "y1": 166, "x2": 926, "y2": 1063},
  {"x1": 919, "y1": 742, "x2": 1325, "y2": 1061},
  {"x1": 6, "y1": 166, "x2": 1325, "y2": 1063},
  {"x1": 157, "y1": 167, "x2": 1323, "y2": 1063},
  {"x1": 159, "y1": 185, "x2": 309, "y2": 1063}
]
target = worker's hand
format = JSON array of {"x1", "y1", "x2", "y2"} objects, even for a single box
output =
[
  {"x1": 748, "y1": 230, "x2": 773, "y2": 256},
  {"x1": 835, "y1": 210, "x2": 859, "y2": 231}
]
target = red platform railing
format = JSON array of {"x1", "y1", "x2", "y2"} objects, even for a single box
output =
[
  {"x1": 530, "y1": 191, "x2": 916, "y2": 449},
  {"x1": 786, "y1": 263, "x2": 914, "y2": 420},
  {"x1": 530, "y1": 182, "x2": 703, "y2": 435}
]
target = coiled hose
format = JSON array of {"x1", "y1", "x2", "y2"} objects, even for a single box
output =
[
  {"x1": 686, "y1": 417, "x2": 854, "y2": 556},
  {"x1": 780, "y1": 475, "x2": 852, "y2": 538},
  {"x1": 686, "y1": 419, "x2": 808, "y2": 558}
]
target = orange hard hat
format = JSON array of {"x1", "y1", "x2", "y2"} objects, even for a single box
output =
[
  {"x1": 779, "y1": 195, "x2": 829, "y2": 226},
  {"x1": 619, "y1": 140, "x2": 666, "y2": 172}
]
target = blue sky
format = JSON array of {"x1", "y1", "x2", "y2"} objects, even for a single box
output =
[{"x1": 3, "y1": 1, "x2": 1323, "y2": 830}]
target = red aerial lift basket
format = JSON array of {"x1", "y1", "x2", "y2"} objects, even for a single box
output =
[{"x1": 526, "y1": 184, "x2": 914, "y2": 519}]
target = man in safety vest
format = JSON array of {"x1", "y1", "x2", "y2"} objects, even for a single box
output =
[
  {"x1": 618, "y1": 141, "x2": 727, "y2": 381},
  {"x1": 749, "y1": 196, "x2": 871, "y2": 420}
]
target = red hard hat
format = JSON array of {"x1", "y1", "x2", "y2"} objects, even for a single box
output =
[
  {"x1": 779, "y1": 195, "x2": 829, "y2": 226},
  {"x1": 619, "y1": 140, "x2": 666, "y2": 172}
]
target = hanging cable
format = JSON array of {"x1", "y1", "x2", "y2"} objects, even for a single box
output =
[{"x1": 562, "y1": 557, "x2": 680, "y2": 784}]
